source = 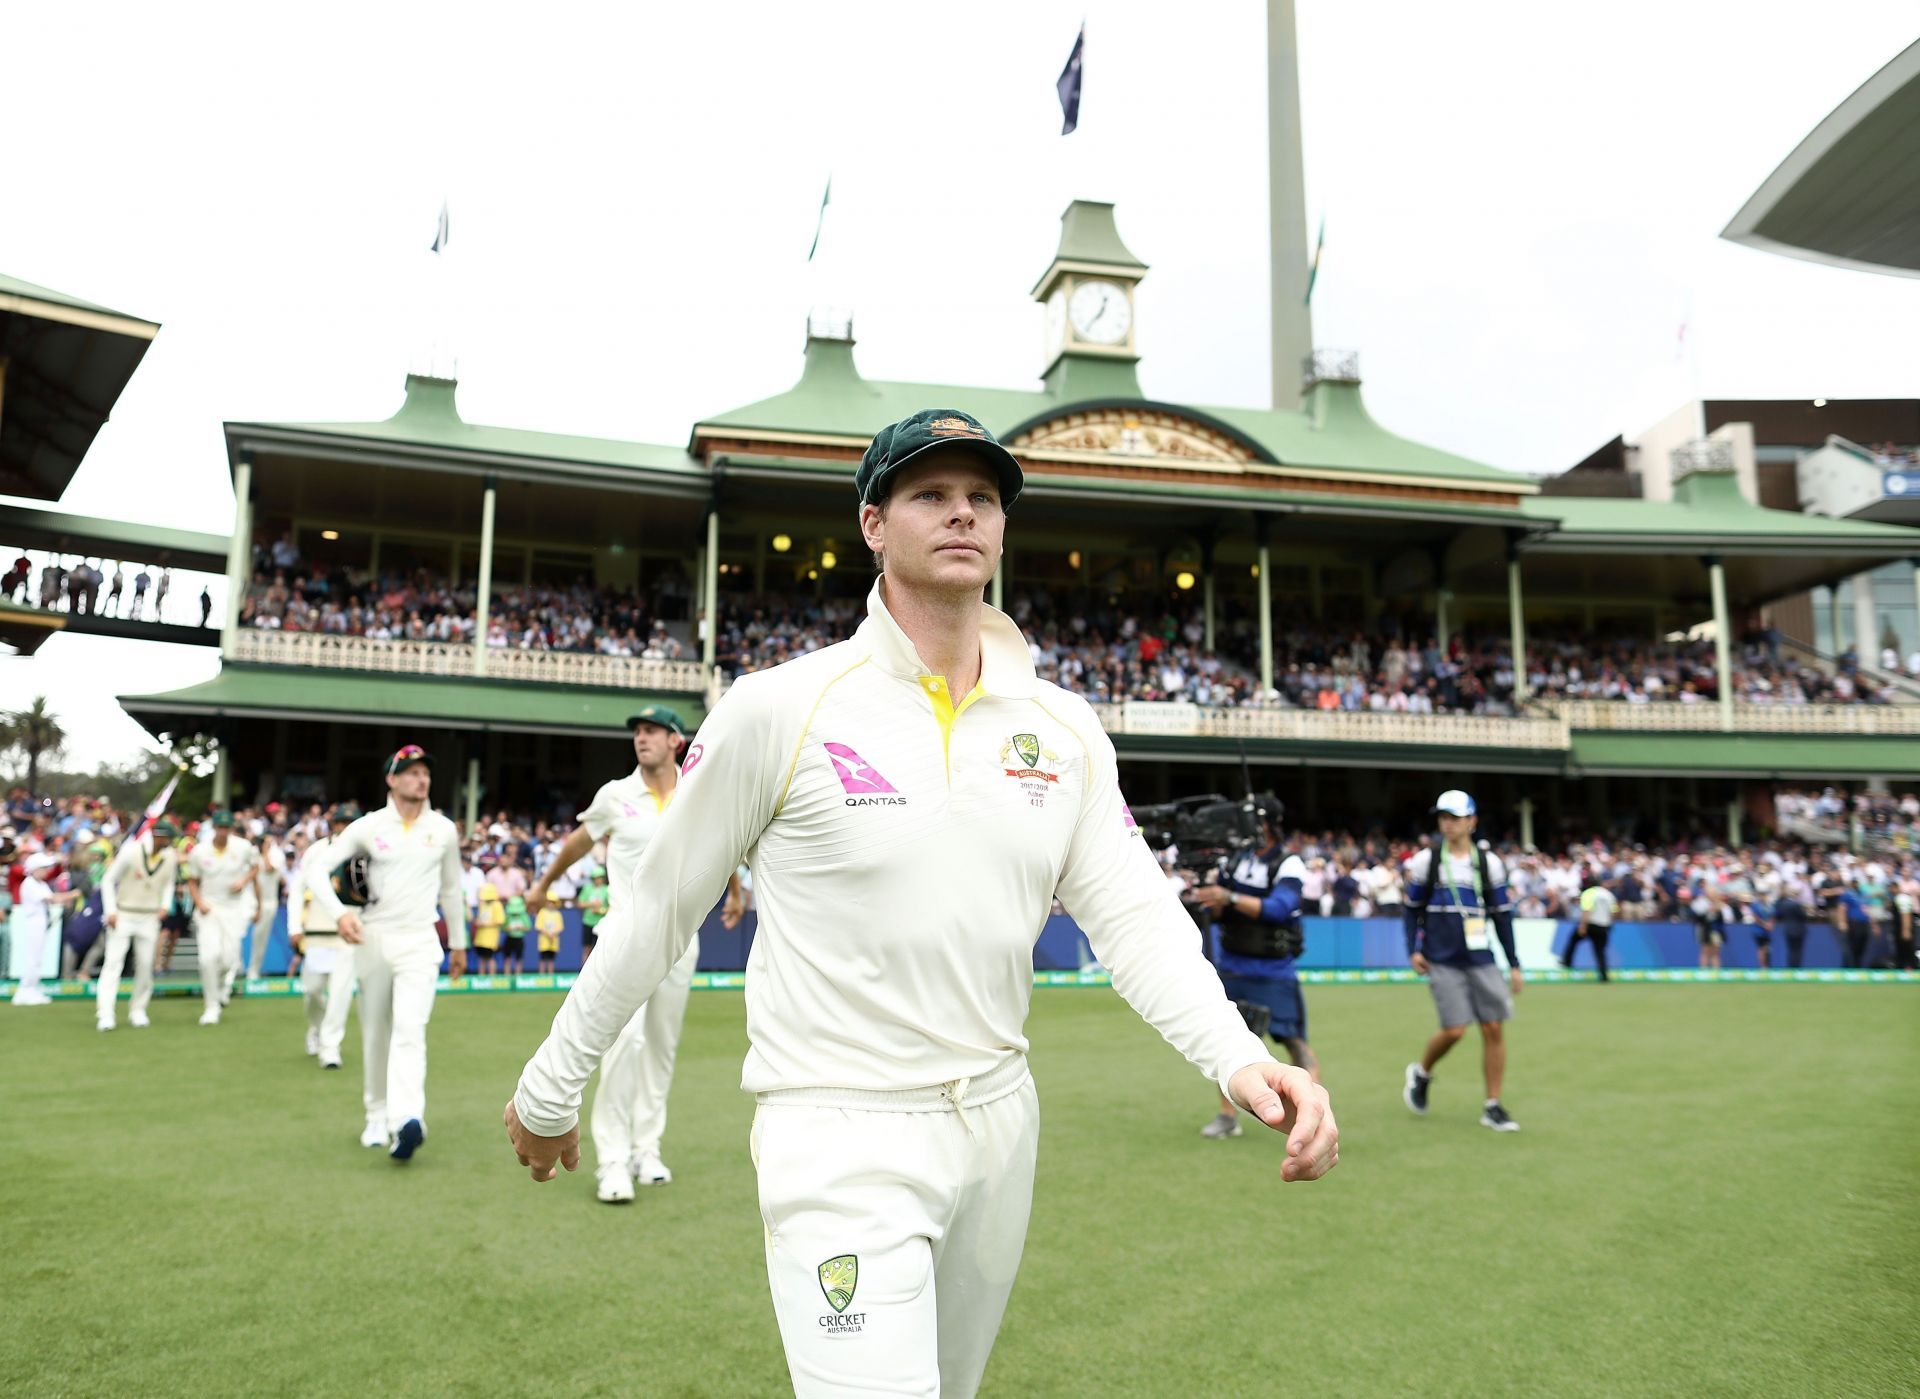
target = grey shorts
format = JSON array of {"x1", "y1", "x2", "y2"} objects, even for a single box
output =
[{"x1": 1428, "y1": 961, "x2": 1512, "y2": 1028}]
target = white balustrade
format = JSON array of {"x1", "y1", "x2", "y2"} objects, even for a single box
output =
[{"x1": 227, "y1": 629, "x2": 710, "y2": 693}]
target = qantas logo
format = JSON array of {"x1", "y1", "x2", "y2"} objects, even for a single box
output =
[{"x1": 824, "y1": 742, "x2": 907, "y2": 806}]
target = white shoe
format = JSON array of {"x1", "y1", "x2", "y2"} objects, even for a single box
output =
[
  {"x1": 305, "y1": 1028, "x2": 321, "y2": 1056},
  {"x1": 359, "y1": 1120, "x2": 390, "y2": 1149},
  {"x1": 11, "y1": 988, "x2": 52, "y2": 1007},
  {"x1": 319, "y1": 1052, "x2": 342, "y2": 1070},
  {"x1": 129, "y1": 1011, "x2": 151, "y2": 1028},
  {"x1": 198, "y1": 1008, "x2": 221, "y2": 1026},
  {"x1": 596, "y1": 1163, "x2": 636, "y2": 1203},
  {"x1": 633, "y1": 1152, "x2": 673, "y2": 1185},
  {"x1": 97, "y1": 1017, "x2": 116, "y2": 1032}
]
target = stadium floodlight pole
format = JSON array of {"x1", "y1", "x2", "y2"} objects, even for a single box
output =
[
  {"x1": 1267, "y1": 0, "x2": 1311, "y2": 411},
  {"x1": 1706, "y1": 554, "x2": 1733, "y2": 733},
  {"x1": 1506, "y1": 536, "x2": 1528, "y2": 704},
  {"x1": 474, "y1": 476, "x2": 498, "y2": 677},
  {"x1": 222, "y1": 453, "x2": 253, "y2": 651}
]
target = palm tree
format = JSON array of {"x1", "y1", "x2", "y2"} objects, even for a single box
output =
[{"x1": 9, "y1": 697, "x2": 66, "y2": 795}]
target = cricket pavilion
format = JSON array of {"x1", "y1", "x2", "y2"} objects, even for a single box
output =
[{"x1": 119, "y1": 202, "x2": 1920, "y2": 843}]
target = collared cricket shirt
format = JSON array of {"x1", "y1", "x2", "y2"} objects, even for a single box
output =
[{"x1": 515, "y1": 579, "x2": 1271, "y2": 1135}]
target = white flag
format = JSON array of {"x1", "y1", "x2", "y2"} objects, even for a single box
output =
[{"x1": 431, "y1": 201, "x2": 449, "y2": 254}]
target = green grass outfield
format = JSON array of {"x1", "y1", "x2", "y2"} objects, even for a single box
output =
[{"x1": 3, "y1": 985, "x2": 1914, "y2": 1397}]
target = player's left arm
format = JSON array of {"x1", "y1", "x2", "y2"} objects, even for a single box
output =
[
  {"x1": 1489, "y1": 853, "x2": 1522, "y2": 990},
  {"x1": 1053, "y1": 721, "x2": 1334, "y2": 1181}
]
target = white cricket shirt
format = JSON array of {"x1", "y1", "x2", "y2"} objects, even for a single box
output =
[
  {"x1": 515, "y1": 579, "x2": 1271, "y2": 1136},
  {"x1": 101, "y1": 835, "x2": 180, "y2": 916},
  {"x1": 187, "y1": 837, "x2": 257, "y2": 908},
  {"x1": 307, "y1": 802, "x2": 468, "y2": 949},
  {"x1": 578, "y1": 770, "x2": 671, "y2": 913}
]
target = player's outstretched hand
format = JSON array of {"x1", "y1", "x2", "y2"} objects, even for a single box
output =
[
  {"x1": 337, "y1": 911, "x2": 364, "y2": 945},
  {"x1": 1228, "y1": 1061, "x2": 1338, "y2": 1182},
  {"x1": 503, "y1": 1100, "x2": 579, "y2": 1183}
]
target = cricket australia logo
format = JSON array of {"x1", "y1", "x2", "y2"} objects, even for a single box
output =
[
  {"x1": 1000, "y1": 733, "x2": 1063, "y2": 808},
  {"x1": 817, "y1": 1254, "x2": 864, "y2": 1334}
]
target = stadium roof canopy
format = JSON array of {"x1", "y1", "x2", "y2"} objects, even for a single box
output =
[
  {"x1": 1721, "y1": 39, "x2": 1920, "y2": 277},
  {"x1": 119, "y1": 665, "x2": 708, "y2": 741},
  {"x1": 0, "y1": 502, "x2": 229, "y2": 571},
  {"x1": 226, "y1": 374, "x2": 705, "y2": 496},
  {"x1": 0, "y1": 272, "x2": 160, "y2": 499}
]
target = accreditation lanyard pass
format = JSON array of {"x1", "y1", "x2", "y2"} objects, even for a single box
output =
[{"x1": 1442, "y1": 849, "x2": 1490, "y2": 951}]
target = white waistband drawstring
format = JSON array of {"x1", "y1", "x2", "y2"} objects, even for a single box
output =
[{"x1": 940, "y1": 1076, "x2": 977, "y2": 1140}]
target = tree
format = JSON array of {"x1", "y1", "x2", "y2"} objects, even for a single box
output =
[{"x1": 7, "y1": 697, "x2": 66, "y2": 796}]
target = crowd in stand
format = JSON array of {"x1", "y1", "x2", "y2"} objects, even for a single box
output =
[
  {"x1": 220, "y1": 529, "x2": 1920, "y2": 707},
  {"x1": 8, "y1": 778, "x2": 1916, "y2": 992},
  {"x1": 1, "y1": 549, "x2": 205, "y2": 624}
]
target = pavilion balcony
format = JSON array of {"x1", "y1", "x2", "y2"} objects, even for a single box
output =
[
  {"x1": 226, "y1": 628, "x2": 711, "y2": 695},
  {"x1": 1548, "y1": 699, "x2": 1920, "y2": 736}
]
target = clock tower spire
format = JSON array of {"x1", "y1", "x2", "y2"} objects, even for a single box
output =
[{"x1": 1032, "y1": 200, "x2": 1146, "y2": 400}]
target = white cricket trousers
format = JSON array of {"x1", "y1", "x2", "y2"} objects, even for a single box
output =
[
  {"x1": 300, "y1": 939, "x2": 356, "y2": 1059},
  {"x1": 196, "y1": 903, "x2": 247, "y2": 1014},
  {"x1": 590, "y1": 932, "x2": 699, "y2": 1167},
  {"x1": 96, "y1": 912, "x2": 161, "y2": 1022},
  {"x1": 752, "y1": 1055, "x2": 1039, "y2": 1398},
  {"x1": 246, "y1": 874, "x2": 282, "y2": 977},
  {"x1": 354, "y1": 922, "x2": 440, "y2": 1129}
]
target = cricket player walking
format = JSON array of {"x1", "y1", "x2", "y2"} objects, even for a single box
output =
[
  {"x1": 96, "y1": 819, "x2": 182, "y2": 1029},
  {"x1": 309, "y1": 748, "x2": 468, "y2": 1159},
  {"x1": 526, "y1": 707, "x2": 721, "y2": 1204},
  {"x1": 506, "y1": 409, "x2": 1338, "y2": 1396},
  {"x1": 287, "y1": 804, "x2": 361, "y2": 1069},
  {"x1": 184, "y1": 811, "x2": 258, "y2": 1026}
]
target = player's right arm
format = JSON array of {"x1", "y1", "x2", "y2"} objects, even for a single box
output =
[
  {"x1": 1402, "y1": 848, "x2": 1432, "y2": 974},
  {"x1": 307, "y1": 819, "x2": 372, "y2": 942},
  {"x1": 527, "y1": 825, "x2": 595, "y2": 915},
  {"x1": 100, "y1": 839, "x2": 137, "y2": 923},
  {"x1": 509, "y1": 679, "x2": 783, "y2": 1170}
]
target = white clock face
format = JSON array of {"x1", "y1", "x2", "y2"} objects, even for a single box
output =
[
  {"x1": 1046, "y1": 288, "x2": 1067, "y2": 353},
  {"x1": 1068, "y1": 279, "x2": 1132, "y2": 345}
]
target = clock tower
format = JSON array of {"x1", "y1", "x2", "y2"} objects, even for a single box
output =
[{"x1": 1032, "y1": 200, "x2": 1146, "y2": 400}]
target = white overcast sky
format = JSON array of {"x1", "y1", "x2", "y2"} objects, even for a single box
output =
[{"x1": 5, "y1": 1, "x2": 1917, "y2": 767}]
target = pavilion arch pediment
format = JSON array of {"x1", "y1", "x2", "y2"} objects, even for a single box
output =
[{"x1": 1007, "y1": 406, "x2": 1261, "y2": 468}]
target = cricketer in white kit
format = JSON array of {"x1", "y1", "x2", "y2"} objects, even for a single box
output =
[
  {"x1": 97, "y1": 818, "x2": 182, "y2": 1029},
  {"x1": 526, "y1": 705, "x2": 716, "y2": 1204},
  {"x1": 184, "y1": 811, "x2": 258, "y2": 1026},
  {"x1": 309, "y1": 746, "x2": 468, "y2": 1160},
  {"x1": 507, "y1": 409, "x2": 1339, "y2": 1398},
  {"x1": 287, "y1": 804, "x2": 361, "y2": 1069},
  {"x1": 246, "y1": 832, "x2": 288, "y2": 979}
]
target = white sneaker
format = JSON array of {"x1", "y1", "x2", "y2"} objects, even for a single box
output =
[
  {"x1": 97, "y1": 1017, "x2": 116, "y2": 1032},
  {"x1": 130, "y1": 1011, "x2": 151, "y2": 1028},
  {"x1": 305, "y1": 1028, "x2": 321, "y2": 1056},
  {"x1": 359, "y1": 1120, "x2": 390, "y2": 1149},
  {"x1": 596, "y1": 1163, "x2": 636, "y2": 1203},
  {"x1": 198, "y1": 1008, "x2": 221, "y2": 1026},
  {"x1": 319, "y1": 1052, "x2": 342, "y2": 1070},
  {"x1": 633, "y1": 1152, "x2": 673, "y2": 1185},
  {"x1": 11, "y1": 988, "x2": 52, "y2": 1007}
]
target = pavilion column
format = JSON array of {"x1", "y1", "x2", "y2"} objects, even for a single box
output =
[
  {"x1": 991, "y1": 553, "x2": 1004, "y2": 612},
  {"x1": 1910, "y1": 558, "x2": 1920, "y2": 664},
  {"x1": 473, "y1": 477, "x2": 497, "y2": 677},
  {"x1": 1517, "y1": 796, "x2": 1535, "y2": 851},
  {"x1": 701, "y1": 504, "x2": 720, "y2": 671},
  {"x1": 212, "y1": 742, "x2": 232, "y2": 809},
  {"x1": 1726, "y1": 796, "x2": 1743, "y2": 848},
  {"x1": 1852, "y1": 568, "x2": 1879, "y2": 663},
  {"x1": 1827, "y1": 585, "x2": 1846, "y2": 657},
  {"x1": 465, "y1": 754, "x2": 481, "y2": 832},
  {"x1": 1201, "y1": 536, "x2": 1217, "y2": 653},
  {"x1": 1256, "y1": 520, "x2": 1274, "y2": 699},
  {"x1": 1436, "y1": 587, "x2": 1452, "y2": 654},
  {"x1": 1707, "y1": 555, "x2": 1733, "y2": 733},
  {"x1": 221, "y1": 454, "x2": 253, "y2": 651},
  {"x1": 1506, "y1": 539, "x2": 1528, "y2": 704}
]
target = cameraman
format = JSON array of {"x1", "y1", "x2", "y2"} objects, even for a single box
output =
[{"x1": 1189, "y1": 795, "x2": 1320, "y2": 1140}]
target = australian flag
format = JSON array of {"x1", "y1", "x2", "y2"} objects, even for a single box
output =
[{"x1": 1057, "y1": 25, "x2": 1084, "y2": 135}]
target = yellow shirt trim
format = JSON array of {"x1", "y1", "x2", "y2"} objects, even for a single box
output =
[{"x1": 920, "y1": 674, "x2": 987, "y2": 783}]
